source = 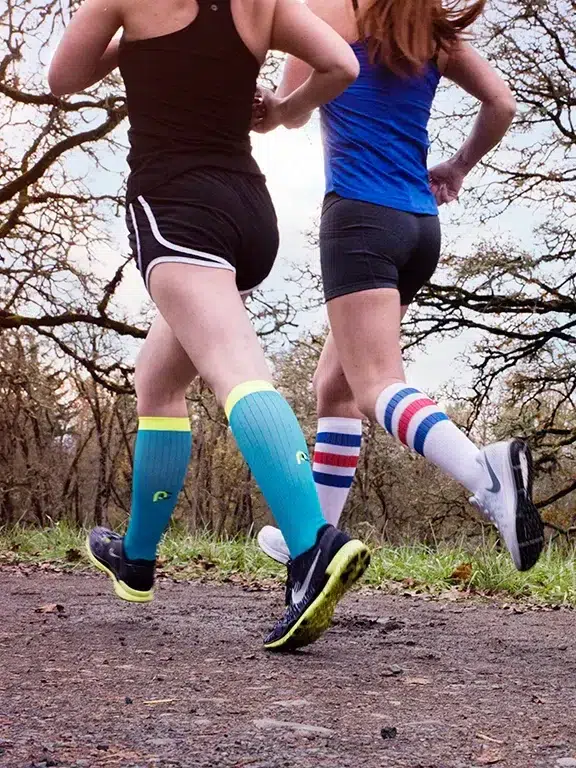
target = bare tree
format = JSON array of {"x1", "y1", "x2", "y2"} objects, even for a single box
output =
[
  {"x1": 406, "y1": 0, "x2": 576, "y2": 515},
  {"x1": 0, "y1": 0, "x2": 147, "y2": 393},
  {"x1": 1, "y1": 0, "x2": 291, "y2": 395}
]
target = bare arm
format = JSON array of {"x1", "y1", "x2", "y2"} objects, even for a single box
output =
[
  {"x1": 444, "y1": 42, "x2": 516, "y2": 173},
  {"x1": 273, "y1": 55, "x2": 314, "y2": 127},
  {"x1": 276, "y1": 55, "x2": 312, "y2": 99},
  {"x1": 48, "y1": 0, "x2": 122, "y2": 96},
  {"x1": 429, "y1": 42, "x2": 516, "y2": 204},
  {"x1": 256, "y1": 0, "x2": 357, "y2": 131}
]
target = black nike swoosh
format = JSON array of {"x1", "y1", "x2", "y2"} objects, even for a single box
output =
[{"x1": 485, "y1": 457, "x2": 501, "y2": 494}]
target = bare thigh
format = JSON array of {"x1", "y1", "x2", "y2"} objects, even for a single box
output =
[
  {"x1": 326, "y1": 288, "x2": 406, "y2": 419},
  {"x1": 148, "y1": 263, "x2": 272, "y2": 406}
]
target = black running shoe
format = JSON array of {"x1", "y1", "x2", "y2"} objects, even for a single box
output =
[
  {"x1": 86, "y1": 527, "x2": 155, "y2": 602},
  {"x1": 264, "y1": 524, "x2": 370, "y2": 651},
  {"x1": 284, "y1": 561, "x2": 293, "y2": 606}
]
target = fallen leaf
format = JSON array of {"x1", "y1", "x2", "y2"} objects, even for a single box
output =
[
  {"x1": 35, "y1": 603, "x2": 65, "y2": 614},
  {"x1": 439, "y1": 588, "x2": 466, "y2": 602},
  {"x1": 65, "y1": 548, "x2": 82, "y2": 562},
  {"x1": 143, "y1": 698, "x2": 176, "y2": 705},
  {"x1": 450, "y1": 562, "x2": 473, "y2": 582}
]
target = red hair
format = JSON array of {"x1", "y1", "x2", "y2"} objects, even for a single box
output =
[{"x1": 357, "y1": 0, "x2": 486, "y2": 75}]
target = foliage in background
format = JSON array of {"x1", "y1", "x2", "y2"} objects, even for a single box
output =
[
  {"x1": 0, "y1": 0, "x2": 574, "y2": 536},
  {"x1": 410, "y1": 0, "x2": 576, "y2": 508},
  {"x1": 1, "y1": 329, "x2": 574, "y2": 541},
  {"x1": 2, "y1": 523, "x2": 576, "y2": 607}
]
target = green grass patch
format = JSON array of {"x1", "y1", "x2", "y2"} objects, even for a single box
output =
[{"x1": 1, "y1": 522, "x2": 575, "y2": 607}]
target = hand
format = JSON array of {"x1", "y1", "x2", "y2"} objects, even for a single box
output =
[
  {"x1": 428, "y1": 158, "x2": 467, "y2": 206},
  {"x1": 250, "y1": 87, "x2": 267, "y2": 130},
  {"x1": 251, "y1": 88, "x2": 286, "y2": 134},
  {"x1": 251, "y1": 87, "x2": 313, "y2": 133}
]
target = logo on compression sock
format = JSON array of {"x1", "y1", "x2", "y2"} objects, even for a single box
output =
[
  {"x1": 295, "y1": 451, "x2": 310, "y2": 465},
  {"x1": 153, "y1": 490, "x2": 172, "y2": 503}
]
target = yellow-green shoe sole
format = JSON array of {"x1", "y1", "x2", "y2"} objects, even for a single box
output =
[
  {"x1": 85, "y1": 536, "x2": 154, "y2": 603},
  {"x1": 264, "y1": 539, "x2": 370, "y2": 651}
]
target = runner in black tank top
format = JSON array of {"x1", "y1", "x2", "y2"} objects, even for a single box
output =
[
  {"x1": 120, "y1": 0, "x2": 277, "y2": 294},
  {"x1": 120, "y1": 0, "x2": 262, "y2": 202},
  {"x1": 49, "y1": 0, "x2": 370, "y2": 652}
]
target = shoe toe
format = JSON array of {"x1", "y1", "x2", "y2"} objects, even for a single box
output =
[{"x1": 88, "y1": 527, "x2": 115, "y2": 556}]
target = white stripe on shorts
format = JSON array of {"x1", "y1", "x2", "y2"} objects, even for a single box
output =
[{"x1": 135, "y1": 195, "x2": 236, "y2": 290}]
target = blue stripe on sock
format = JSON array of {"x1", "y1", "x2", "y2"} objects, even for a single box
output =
[
  {"x1": 316, "y1": 431, "x2": 362, "y2": 448},
  {"x1": 313, "y1": 471, "x2": 354, "y2": 488},
  {"x1": 383, "y1": 387, "x2": 420, "y2": 434},
  {"x1": 413, "y1": 412, "x2": 449, "y2": 456}
]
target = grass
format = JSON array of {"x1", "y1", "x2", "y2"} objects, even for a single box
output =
[{"x1": 1, "y1": 522, "x2": 576, "y2": 607}]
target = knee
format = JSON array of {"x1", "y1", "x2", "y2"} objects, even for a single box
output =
[
  {"x1": 134, "y1": 366, "x2": 189, "y2": 417},
  {"x1": 313, "y1": 361, "x2": 359, "y2": 418},
  {"x1": 351, "y1": 392, "x2": 377, "y2": 422}
]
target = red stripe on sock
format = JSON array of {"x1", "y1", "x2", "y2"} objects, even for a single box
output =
[
  {"x1": 313, "y1": 451, "x2": 359, "y2": 468},
  {"x1": 397, "y1": 398, "x2": 436, "y2": 446}
]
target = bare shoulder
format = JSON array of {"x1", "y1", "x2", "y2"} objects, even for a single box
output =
[
  {"x1": 307, "y1": 0, "x2": 355, "y2": 41},
  {"x1": 231, "y1": 0, "x2": 276, "y2": 63},
  {"x1": 444, "y1": 41, "x2": 481, "y2": 72}
]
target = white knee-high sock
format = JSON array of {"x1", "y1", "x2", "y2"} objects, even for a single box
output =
[
  {"x1": 375, "y1": 383, "x2": 481, "y2": 493},
  {"x1": 313, "y1": 417, "x2": 363, "y2": 526}
]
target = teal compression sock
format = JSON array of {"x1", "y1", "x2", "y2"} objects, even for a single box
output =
[
  {"x1": 226, "y1": 381, "x2": 327, "y2": 559},
  {"x1": 124, "y1": 416, "x2": 192, "y2": 561}
]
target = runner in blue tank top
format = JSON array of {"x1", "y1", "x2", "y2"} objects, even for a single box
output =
[{"x1": 257, "y1": 0, "x2": 545, "y2": 572}]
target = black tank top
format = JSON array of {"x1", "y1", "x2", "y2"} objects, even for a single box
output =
[{"x1": 119, "y1": 0, "x2": 263, "y2": 201}]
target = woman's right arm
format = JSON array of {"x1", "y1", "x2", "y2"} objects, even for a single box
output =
[
  {"x1": 254, "y1": 0, "x2": 358, "y2": 132},
  {"x1": 429, "y1": 42, "x2": 516, "y2": 204},
  {"x1": 48, "y1": 0, "x2": 122, "y2": 95}
]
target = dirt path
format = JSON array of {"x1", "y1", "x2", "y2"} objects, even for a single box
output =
[{"x1": 1, "y1": 570, "x2": 575, "y2": 768}]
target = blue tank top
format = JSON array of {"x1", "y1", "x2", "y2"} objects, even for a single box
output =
[{"x1": 321, "y1": 42, "x2": 441, "y2": 215}]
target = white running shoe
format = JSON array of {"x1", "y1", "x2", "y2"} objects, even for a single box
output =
[
  {"x1": 471, "y1": 439, "x2": 544, "y2": 571},
  {"x1": 257, "y1": 525, "x2": 290, "y2": 565}
]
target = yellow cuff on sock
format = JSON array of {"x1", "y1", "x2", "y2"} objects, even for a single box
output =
[
  {"x1": 224, "y1": 380, "x2": 276, "y2": 419},
  {"x1": 138, "y1": 416, "x2": 191, "y2": 432}
]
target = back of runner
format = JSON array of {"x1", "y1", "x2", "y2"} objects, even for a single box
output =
[
  {"x1": 49, "y1": 0, "x2": 370, "y2": 650},
  {"x1": 256, "y1": 0, "x2": 545, "y2": 572}
]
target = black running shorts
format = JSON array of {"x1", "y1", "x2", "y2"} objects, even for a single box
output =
[
  {"x1": 320, "y1": 192, "x2": 441, "y2": 306},
  {"x1": 126, "y1": 167, "x2": 279, "y2": 295}
]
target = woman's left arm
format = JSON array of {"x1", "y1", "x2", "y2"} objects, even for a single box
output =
[{"x1": 48, "y1": 0, "x2": 123, "y2": 96}]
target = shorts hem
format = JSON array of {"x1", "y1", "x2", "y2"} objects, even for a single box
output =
[
  {"x1": 145, "y1": 256, "x2": 235, "y2": 292},
  {"x1": 324, "y1": 281, "x2": 399, "y2": 303}
]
